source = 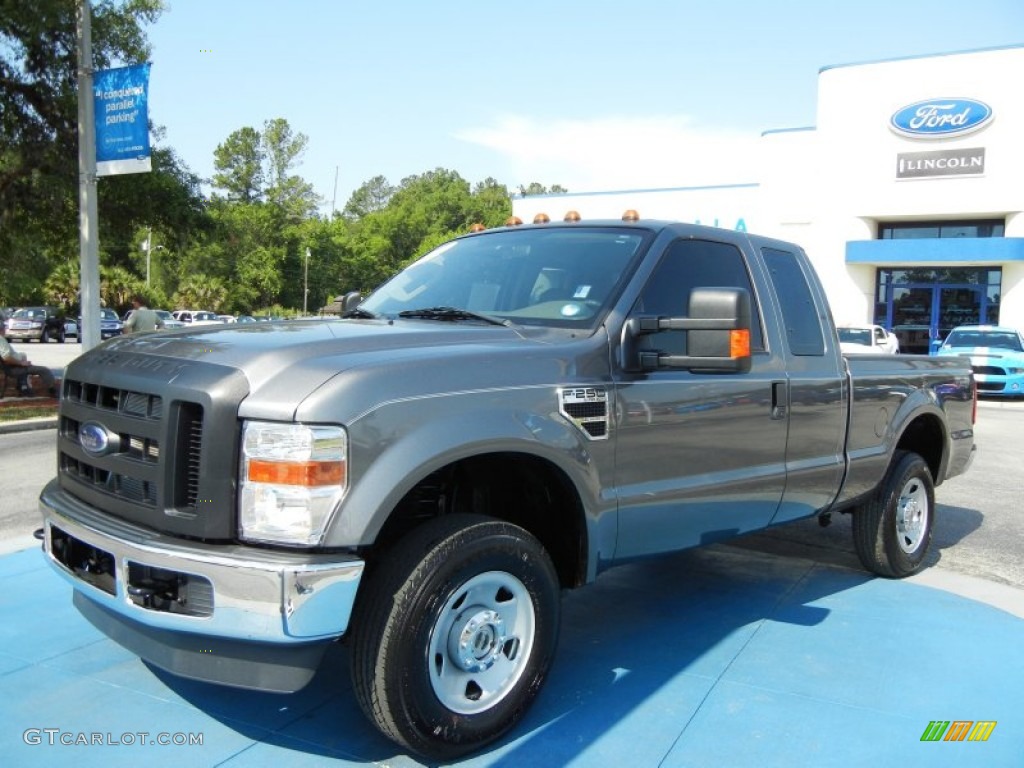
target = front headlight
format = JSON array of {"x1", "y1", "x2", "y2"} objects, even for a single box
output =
[{"x1": 240, "y1": 420, "x2": 348, "y2": 546}]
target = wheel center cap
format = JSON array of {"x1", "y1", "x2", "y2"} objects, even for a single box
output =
[{"x1": 449, "y1": 608, "x2": 506, "y2": 672}]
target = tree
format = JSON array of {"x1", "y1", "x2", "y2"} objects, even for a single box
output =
[
  {"x1": 212, "y1": 126, "x2": 264, "y2": 203},
  {"x1": 517, "y1": 182, "x2": 568, "y2": 196},
  {"x1": 262, "y1": 118, "x2": 318, "y2": 217},
  {"x1": 342, "y1": 175, "x2": 395, "y2": 220},
  {"x1": 44, "y1": 261, "x2": 81, "y2": 311},
  {"x1": 173, "y1": 273, "x2": 227, "y2": 312}
]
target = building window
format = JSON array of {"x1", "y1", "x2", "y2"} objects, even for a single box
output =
[{"x1": 878, "y1": 220, "x2": 1004, "y2": 239}]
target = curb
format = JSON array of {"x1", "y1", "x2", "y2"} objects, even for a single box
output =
[{"x1": 0, "y1": 416, "x2": 58, "y2": 435}]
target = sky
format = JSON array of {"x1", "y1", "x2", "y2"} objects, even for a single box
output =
[{"x1": 143, "y1": 0, "x2": 1024, "y2": 215}]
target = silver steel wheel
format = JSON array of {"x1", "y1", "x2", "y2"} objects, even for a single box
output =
[
  {"x1": 428, "y1": 570, "x2": 536, "y2": 715},
  {"x1": 895, "y1": 475, "x2": 929, "y2": 554}
]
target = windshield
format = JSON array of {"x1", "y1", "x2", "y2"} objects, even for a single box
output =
[
  {"x1": 360, "y1": 227, "x2": 649, "y2": 329},
  {"x1": 100, "y1": 308, "x2": 119, "y2": 320},
  {"x1": 838, "y1": 328, "x2": 872, "y2": 345},
  {"x1": 14, "y1": 308, "x2": 45, "y2": 319},
  {"x1": 944, "y1": 329, "x2": 1023, "y2": 351}
]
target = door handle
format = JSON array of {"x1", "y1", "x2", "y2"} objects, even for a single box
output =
[{"x1": 771, "y1": 381, "x2": 788, "y2": 420}]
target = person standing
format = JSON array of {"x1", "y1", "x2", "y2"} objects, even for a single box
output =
[
  {"x1": 122, "y1": 295, "x2": 162, "y2": 334},
  {"x1": 1, "y1": 334, "x2": 57, "y2": 396}
]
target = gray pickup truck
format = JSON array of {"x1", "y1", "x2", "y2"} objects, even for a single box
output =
[{"x1": 39, "y1": 219, "x2": 976, "y2": 759}]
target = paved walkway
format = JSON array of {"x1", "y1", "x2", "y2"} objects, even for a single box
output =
[{"x1": 1, "y1": 539, "x2": 1020, "y2": 767}]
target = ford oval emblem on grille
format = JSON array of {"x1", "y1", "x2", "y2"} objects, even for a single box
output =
[
  {"x1": 890, "y1": 98, "x2": 993, "y2": 139},
  {"x1": 79, "y1": 422, "x2": 118, "y2": 456}
]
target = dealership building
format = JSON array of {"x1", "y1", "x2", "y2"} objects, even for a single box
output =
[{"x1": 512, "y1": 45, "x2": 1024, "y2": 354}]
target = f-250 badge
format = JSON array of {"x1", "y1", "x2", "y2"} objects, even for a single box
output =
[{"x1": 559, "y1": 387, "x2": 609, "y2": 440}]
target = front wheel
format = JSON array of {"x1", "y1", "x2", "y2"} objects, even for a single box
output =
[
  {"x1": 853, "y1": 450, "x2": 935, "y2": 578},
  {"x1": 350, "y1": 514, "x2": 560, "y2": 760}
]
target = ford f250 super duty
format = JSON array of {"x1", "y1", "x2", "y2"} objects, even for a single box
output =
[{"x1": 39, "y1": 218, "x2": 976, "y2": 759}]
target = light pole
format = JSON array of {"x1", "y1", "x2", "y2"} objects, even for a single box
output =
[
  {"x1": 304, "y1": 247, "x2": 311, "y2": 315},
  {"x1": 144, "y1": 227, "x2": 152, "y2": 285}
]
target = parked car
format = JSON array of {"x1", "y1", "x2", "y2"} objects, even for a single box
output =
[
  {"x1": 64, "y1": 319, "x2": 79, "y2": 339},
  {"x1": 155, "y1": 309, "x2": 185, "y2": 329},
  {"x1": 936, "y1": 324, "x2": 1024, "y2": 397},
  {"x1": 0, "y1": 307, "x2": 14, "y2": 338},
  {"x1": 5, "y1": 306, "x2": 66, "y2": 342},
  {"x1": 837, "y1": 324, "x2": 900, "y2": 355},
  {"x1": 77, "y1": 307, "x2": 123, "y2": 340},
  {"x1": 172, "y1": 309, "x2": 223, "y2": 326},
  {"x1": 235, "y1": 315, "x2": 257, "y2": 324}
]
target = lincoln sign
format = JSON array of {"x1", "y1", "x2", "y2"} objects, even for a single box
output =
[{"x1": 896, "y1": 147, "x2": 985, "y2": 179}]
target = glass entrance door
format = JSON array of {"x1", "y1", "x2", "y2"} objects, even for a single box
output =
[
  {"x1": 891, "y1": 285, "x2": 984, "y2": 354},
  {"x1": 938, "y1": 287, "x2": 982, "y2": 343},
  {"x1": 892, "y1": 285, "x2": 934, "y2": 354}
]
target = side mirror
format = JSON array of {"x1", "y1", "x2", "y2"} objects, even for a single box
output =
[
  {"x1": 623, "y1": 287, "x2": 753, "y2": 373},
  {"x1": 340, "y1": 291, "x2": 362, "y2": 313}
]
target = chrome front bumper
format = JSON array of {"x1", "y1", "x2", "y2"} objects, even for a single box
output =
[{"x1": 39, "y1": 479, "x2": 364, "y2": 645}]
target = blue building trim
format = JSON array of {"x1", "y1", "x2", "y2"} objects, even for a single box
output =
[{"x1": 846, "y1": 238, "x2": 1024, "y2": 264}]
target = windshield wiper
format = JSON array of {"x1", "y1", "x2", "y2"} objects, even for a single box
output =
[
  {"x1": 341, "y1": 307, "x2": 377, "y2": 319},
  {"x1": 397, "y1": 306, "x2": 513, "y2": 327}
]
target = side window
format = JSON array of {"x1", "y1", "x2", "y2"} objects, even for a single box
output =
[
  {"x1": 761, "y1": 247, "x2": 825, "y2": 356},
  {"x1": 631, "y1": 238, "x2": 764, "y2": 356}
]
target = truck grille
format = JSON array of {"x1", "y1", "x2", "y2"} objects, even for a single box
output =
[{"x1": 56, "y1": 357, "x2": 247, "y2": 540}]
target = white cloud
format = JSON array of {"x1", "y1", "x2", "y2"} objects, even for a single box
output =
[{"x1": 456, "y1": 114, "x2": 761, "y2": 193}]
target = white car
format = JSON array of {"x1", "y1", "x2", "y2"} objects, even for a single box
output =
[
  {"x1": 837, "y1": 324, "x2": 900, "y2": 355},
  {"x1": 172, "y1": 310, "x2": 223, "y2": 326}
]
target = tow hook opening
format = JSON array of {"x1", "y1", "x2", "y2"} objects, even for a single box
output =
[
  {"x1": 126, "y1": 562, "x2": 214, "y2": 618},
  {"x1": 50, "y1": 525, "x2": 116, "y2": 595}
]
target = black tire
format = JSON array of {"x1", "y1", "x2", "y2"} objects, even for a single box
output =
[
  {"x1": 57, "y1": 327, "x2": 66, "y2": 343},
  {"x1": 853, "y1": 450, "x2": 935, "y2": 578},
  {"x1": 350, "y1": 514, "x2": 560, "y2": 760},
  {"x1": 39, "y1": 327, "x2": 50, "y2": 343}
]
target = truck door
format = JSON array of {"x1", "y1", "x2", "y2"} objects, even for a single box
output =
[
  {"x1": 613, "y1": 236, "x2": 789, "y2": 559},
  {"x1": 758, "y1": 245, "x2": 848, "y2": 524}
]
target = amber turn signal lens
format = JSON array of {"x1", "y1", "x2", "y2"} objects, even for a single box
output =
[
  {"x1": 248, "y1": 459, "x2": 345, "y2": 487},
  {"x1": 730, "y1": 329, "x2": 751, "y2": 358}
]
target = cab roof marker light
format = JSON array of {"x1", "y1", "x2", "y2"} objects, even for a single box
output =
[
  {"x1": 533, "y1": 213, "x2": 550, "y2": 224},
  {"x1": 622, "y1": 209, "x2": 640, "y2": 222},
  {"x1": 564, "y1": 210, "x2": 581, "y2": 222}
]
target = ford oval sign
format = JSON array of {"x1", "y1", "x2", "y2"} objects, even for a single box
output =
[
  {"x1": 79, "y1": 421, "x2": 116, "y2": 456},
  {"x1": 890, "y1": 98, "x2": 993, "y2": 139}
]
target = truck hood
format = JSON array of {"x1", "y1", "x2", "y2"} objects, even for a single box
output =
[{"x1": 89, "y1": 318, "x2": 598, "y2": 422}]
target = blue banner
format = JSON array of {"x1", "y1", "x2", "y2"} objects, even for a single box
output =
[{"x1": 94, "y1": 63, "x2": 152, "y2": 176}]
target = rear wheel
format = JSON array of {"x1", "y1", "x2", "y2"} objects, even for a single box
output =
[
  {"x1": 40, "y1": 327, "x2": 50, "y2": 343},
  {"x1": 853, "y1": 450, "x2": 935, "y2": 578},
  {"x1": 350, "y1": 514, "x2": 560, "y2": 760}
]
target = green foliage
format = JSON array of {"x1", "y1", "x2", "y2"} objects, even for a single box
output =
[
  {"x1": 212, "y1": 126, "x2": 264, "y2": 203},
  {"x1": 517, "y1": 182, "x2": 568, "y2": 196},
  {"x1": 173, "y1": 273, "x2": 228, "y2": 312}
]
